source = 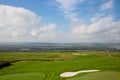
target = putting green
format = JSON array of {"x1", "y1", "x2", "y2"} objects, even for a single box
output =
[
  {"x1": 67, "y1": 71, "x2": 120, "y2": 80},
  {"x1": 0, "y1": 72, "x2": 45, "y2": 80}
]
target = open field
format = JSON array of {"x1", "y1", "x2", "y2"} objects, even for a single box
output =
[{"x1": 0, "y1": 51, "x2": 120, "y2": 80}]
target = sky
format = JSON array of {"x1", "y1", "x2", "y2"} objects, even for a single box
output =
[{"x1": 0, "y1": 0, "x2": 120, "y2": 43}]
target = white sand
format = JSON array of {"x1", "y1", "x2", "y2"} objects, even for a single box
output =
[{"x1": 60, "y1": 70, "x2": 99, "y2": 77}]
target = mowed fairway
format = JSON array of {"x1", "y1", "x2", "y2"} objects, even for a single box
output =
[
  {"x1": 67, "y1": 71, "x2": 119, "y2": 80},
  {"x1": 0, "y1": 51, "x2": 120, "y2": 80},
  {"x1": 0, "y1": 72, "x2": 45, "y2": 80}
]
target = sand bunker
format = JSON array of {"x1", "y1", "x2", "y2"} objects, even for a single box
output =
[{"x1": 60, "y1": 70, "x2": 99, "y2": 77}]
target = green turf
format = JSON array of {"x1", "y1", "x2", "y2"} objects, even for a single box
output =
[
  {"x1": 0, "y1": 72, "x2": 45, "y2": 80},
  {"x1": 67, "y1": 71, "x2": 120, "y2": 80},
  {"x1": 0, "y1": 51, "x2": 120, "y2": 80}
]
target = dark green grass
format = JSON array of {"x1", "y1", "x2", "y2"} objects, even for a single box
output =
[{"x1": 0, "y1": 51, "x2": 120, "y2": 80}]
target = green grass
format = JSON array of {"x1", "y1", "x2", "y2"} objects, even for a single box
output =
[
  {"x1": 0, "y1": 51, "x2": 120, "y2": 80},
  {"x1": 0, "y1": 51, "x2": 75, "y2": 61},
  {"x1": 67, "y1": 71, "x2": 120, "y2": 80},
  {"x1": 0, "y1": 72, "x2": 45, "y2": 80}
]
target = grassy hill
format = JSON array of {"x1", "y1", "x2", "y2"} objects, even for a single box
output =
[{"x1": 0, "y1": 51, "x2": 120, "y2": 80}]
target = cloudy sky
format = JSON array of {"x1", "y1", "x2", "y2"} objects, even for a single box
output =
[{"x1": 0, "y1": 0, "x2": 120, "y2": 43}]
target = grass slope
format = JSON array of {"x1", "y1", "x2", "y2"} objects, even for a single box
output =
[
  {"x1": 0, "y1": 72, "x2": 45, "y2": 80},
  {"x1": 67, "y1": 71, "x2": 120, "y2": 80},
  {"x1": 0, "y1": 51, "x2": 120, "y2": 80}
]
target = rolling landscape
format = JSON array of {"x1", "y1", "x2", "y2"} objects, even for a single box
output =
[
  {"x1": 0, "y1": 0, "x2": 120, "y2": 80},
  {"x1": 0, "y1": 43, "x2": 120, "y2": 80},
  {"x1": 0, "y1": 42, "x2": 120, "y2": 52}
]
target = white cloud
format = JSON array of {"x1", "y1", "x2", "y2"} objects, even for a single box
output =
[
  {"x1": 0, "y1": 5, "x2": 57, "y2": 42},
  {"x1": 72, "y1": 16, "x2": 113, "y2": 34},
  {"x1": 54, "y1": 0, "x2": 120, "y2": 43},
  {"x1": 72, "y1": 24, "x2": 87, "y2": 34},
  {"x1": 0, "y1": 5, "x2": 41, "y2": 37},
  {"x1": 87, "y1": 16, "x2": 113, "y2": 34},
  {"x1": 39, "y1": 24, "x2": 56, "y2": 32},
  {"x1": 56, "y1": 0, "x2": 84, "y2": 11},
  {"x1": 56, "y1": 0, "x2": 84, "y2": 23},
  {"x1": 106, "y1": 22, "x2": 120, "y2": 35},
  {"x1": 71, "y1": 16, "x2": 120, "y2": 43},
  {"x1": 37, "y1": 23, "x2": 57, "y2": 41},
  {"x1": 100, "y1": 0, "x2": 113, "y2": 10},
  {"x1": 31, "y1": 29, "x2": 39, "y2": 37},
  {"x1": 0, "y1": 4, "x2": 119, "y2": 43}
]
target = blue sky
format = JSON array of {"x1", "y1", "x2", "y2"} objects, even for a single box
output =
[{"x1": 0, "y1": 0, "x2": 120, "y2": 43}]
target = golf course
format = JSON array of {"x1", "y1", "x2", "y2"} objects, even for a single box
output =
[{"x1": 0, "y1": 51, "x2": 120, "y2": 80}]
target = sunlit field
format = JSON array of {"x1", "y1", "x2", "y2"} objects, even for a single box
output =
[{"x1": 0, "y1": 51, "x2": 120, "y2": 80}]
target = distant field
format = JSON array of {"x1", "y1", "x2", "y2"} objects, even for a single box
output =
[{"x1": 0, "y1": 51, "x2": 120, "y2": 80}]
